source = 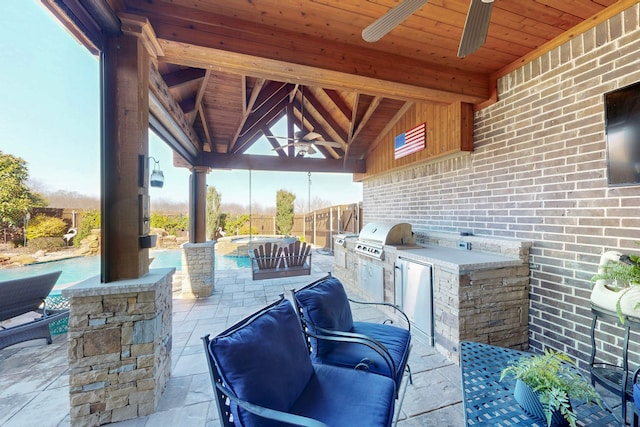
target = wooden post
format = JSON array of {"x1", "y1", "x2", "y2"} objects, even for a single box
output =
[{"x1": 189, "y1": 167, "x2": 208, "y2": 243}]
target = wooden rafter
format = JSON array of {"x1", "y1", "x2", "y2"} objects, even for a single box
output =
[
  {"x1": 367, "y1": 101, "x2": 415, "y2": 156},
  {"x1": 229, "y1": 77, "x2": 265, "y2": 151}
]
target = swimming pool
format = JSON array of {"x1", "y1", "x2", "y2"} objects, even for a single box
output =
[{"x1": 0, "y1": 249, "x2": 251, "y2": 291}]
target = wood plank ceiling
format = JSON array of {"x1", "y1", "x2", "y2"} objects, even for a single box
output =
[{"x1": 42, "y1": 0, "x2": 626, "y2": 173}]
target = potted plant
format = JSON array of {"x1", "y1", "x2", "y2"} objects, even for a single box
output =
[
  {"x1": 591, "y1": 251, "x2": 640, "y2": 322},
  {"x1": 500, "y1": 349, "x2": 602, "y2": 427}
]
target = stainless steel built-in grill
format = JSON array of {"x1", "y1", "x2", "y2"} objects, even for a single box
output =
[
  {"x1": 335, "y1": 233, "x2": 359, "y2": 247},
  {"x1": 355, "y1": 222, "x2": 415, "y2": 260}
]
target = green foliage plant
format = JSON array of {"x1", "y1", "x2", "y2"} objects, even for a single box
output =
[
  {"x1": 29, "y1": 237, "x2": 66, "y2": 251},
  {"x1": 26, "y1": 214, "x2": 67, "y2": 239},
  {"x1": 224, "y1": 214, "x2": 256, "y2": 235},
  {"x1": 0, "y1": 151, "x2": 46, "y2": 227},
  {"x1": 276, "y1": 189, "x2": 295, "y2": 235},
  {"x1": 75, "y1": 209, "x2": 100, "y2": 247},
  {"x1": 150, "y1": 212, "x2": 189, "y2": 237},
  {"x1": 500, "y1": 349, "x2": 602, "y2": 427},
  {"x1": 206, "y1": 186, "x2": 224, "y2": 240},
  {"x1": 591, "y1": 253, "x2": 640, "y2": 322}
]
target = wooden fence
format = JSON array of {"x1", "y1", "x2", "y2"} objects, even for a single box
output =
[{"x1": 248, "y1": 203, "x2": 362, "y2": 250}]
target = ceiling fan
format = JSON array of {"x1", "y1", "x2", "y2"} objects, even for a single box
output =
[
  {"x1": 268, "y1": 86, "x2": 344, "y2": 158},
  {"x1": 362, "y1": 0, "x2": 494, "y2": 58},
  {"x1": 270, "y1": 131, "x2": 343, "y2": 157}
]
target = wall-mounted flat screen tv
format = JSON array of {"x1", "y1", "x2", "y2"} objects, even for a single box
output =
[{"x1": 604, "y1": 80, "x2": 640, "y2": 187}]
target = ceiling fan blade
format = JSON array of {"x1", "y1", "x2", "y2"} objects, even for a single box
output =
[
  {"x1": 272, "y1": 143, "x2": 300, "y2": 151},
  {"x1": 302, "y1": 131, "x2": 323, "y2": 141},
  {"x1": 266, "y1": 135, "x2": 295, "y2": 141},
  {"x1": 362, "y1": 0, "x2": 429, "y2": 42},
  {"x1": 457, "y1": 0, "x2": 494, "y2": 58},
  {"x1": 313, "y1": 140, "x2": 343, "y2": 148}
]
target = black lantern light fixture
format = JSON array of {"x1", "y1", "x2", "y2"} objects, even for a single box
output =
[{"x1": 149, "y1": 156, "x2": 164, "y2": 188}]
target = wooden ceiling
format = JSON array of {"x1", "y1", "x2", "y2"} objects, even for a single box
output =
[{"x1": 43, "y1": 0, "x2": 629, "y2": 173}]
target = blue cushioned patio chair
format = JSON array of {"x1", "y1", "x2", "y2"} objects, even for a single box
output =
[
  {"x1": 289, "y1": 274, "x2": 412, "y2": 424},
  {"x1": 202, "y1": 297, "x2": 397, "y2": 427}
]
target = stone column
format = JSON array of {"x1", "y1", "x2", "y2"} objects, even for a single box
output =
[
  {"x1": 181, "y1": 241, "x2": 215, "y2": 297},
  {"x1": 63, "y1": 268, "x2": 174, "y2": 425}
]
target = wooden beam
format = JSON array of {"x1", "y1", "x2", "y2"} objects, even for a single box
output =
[
  {"x1": 196, "y1": 106, "x2": 212, "y2": 152},
  {"x1": 235, "y1": 109, "x2": 288, "y2": 154},
  {"x1": 149, "y1": 61, "x2": 201, "y2": 153},
  {"x1": 188, "y1": 69, "x2": 210, "y2": 125},
  {"x1": 132, "y1": 0, "x2": 489, "y2": 102},
  {"x1": 324, "y1": 89, "x2": 352, "y2": 120},
  {"x1": 366, "y1": 101, "x2": 415, "y2": 156},
  {"x1": 351, "y1": 96, "x2": 381, "y2": 144},
  {"x1": 159, "y1": 39, "x2": 487, "y2": 104},
  {"x1": 229, "y1": 77, "x2": 265, "y2": 150},
  {"x1": 199, "y1": 153, "x2": 365, "y2": 173},
  {"x1": 304, "y1": 90, "x2": 348, "y2": 144},
  {"x1": 163, "y1": 68, "x2": 206, "y2": 88}
]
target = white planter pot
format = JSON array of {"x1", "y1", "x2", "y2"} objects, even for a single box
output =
[{"x1": 591, "y1": 280, "x2": 640, "y2": 319}]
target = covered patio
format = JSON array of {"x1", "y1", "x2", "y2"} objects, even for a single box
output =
[{"x1": 11, "y1": 0, "x2": 640, "y2": 425}]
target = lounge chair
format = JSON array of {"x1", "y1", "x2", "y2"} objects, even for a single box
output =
[
  {"x1": 0, "y1": 271, "x2": 69, "y2": 350},
  {"x1": 250, "y1": 241, "x2": 312, "y2": 280}
]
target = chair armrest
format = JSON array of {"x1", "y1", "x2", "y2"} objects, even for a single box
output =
[
  {"x1": 306, "y1": 328, "x2": 396, "y2": 376},
  {"x1": 347, "y1": 298, "x2": 411, "y2": 332},
  {"x1": 214, "y1": 382, "x2": 328, "y2": 427},
  {"x1": 633, "y1": 366, "x2": 640, "y2": 385}
]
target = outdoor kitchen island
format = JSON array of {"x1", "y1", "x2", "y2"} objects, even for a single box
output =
[{"x1": 334, "y1": 230, "x2": 531, "y2": 363}]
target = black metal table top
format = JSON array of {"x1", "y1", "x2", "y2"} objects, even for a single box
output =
[{"x1": 460, "y1": 341, "x2": 622, "y2": 426}]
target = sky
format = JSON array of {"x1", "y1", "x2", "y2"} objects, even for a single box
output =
[{"x1": 0, "y1": 0, "x2": 362, "y2": 209}]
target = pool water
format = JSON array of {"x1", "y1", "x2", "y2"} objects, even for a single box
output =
[{"x1": 0, "y1": 249, "x2": 250, "y2": 291}]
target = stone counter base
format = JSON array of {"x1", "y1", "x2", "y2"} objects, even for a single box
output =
[{"x1": 63, "y1": 269, "x2": 174, "y2": 426}]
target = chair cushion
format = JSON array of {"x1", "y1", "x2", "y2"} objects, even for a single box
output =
[
  {"x1": 291, "y1": 363, "x2": 396, "y2": 427},
  {"x1": 353, "y1": 322, "x2": 411, "y2": 386},
  {"x1": 295, "y1": 276, "x2": 354, "y2": 356},
  {"x1": 208, "y1": 299, "x2": 314, "y2": 427}
]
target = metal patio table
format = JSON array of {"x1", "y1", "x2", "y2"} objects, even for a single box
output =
[{"x1": 460, "y1": 340, "x2": 621, "y2": 426}]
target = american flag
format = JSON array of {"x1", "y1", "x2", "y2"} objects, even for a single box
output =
[{"x1": 394, "y1": 122, "x2": 426, "y2": 160}]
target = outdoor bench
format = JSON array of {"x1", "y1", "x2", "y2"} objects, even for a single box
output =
[
  {"x1": 249, "y1": 240, "x2": 311, "y2": 280},
  {"x1": 0, "y1": 271, "x2": 69, "y2": 350},
  {"x1": 202, "y1": 297, "x2": 398, "y2": 427}
]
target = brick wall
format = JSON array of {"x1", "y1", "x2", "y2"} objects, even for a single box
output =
[{"x1": 363, "y1": 4, "x2": 640, "y2": 369}]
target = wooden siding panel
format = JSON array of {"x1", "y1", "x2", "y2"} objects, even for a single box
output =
[{"x1": 358, "y1": 101, "x2": 473, "y2": 180}]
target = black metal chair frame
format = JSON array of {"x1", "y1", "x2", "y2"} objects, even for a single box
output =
[
  {"x1": 287, "y1": 273, "x2": 413, "y2": 425},
  {"x1": 202, "y1": 297, "x2": 398, "y2": 427}
]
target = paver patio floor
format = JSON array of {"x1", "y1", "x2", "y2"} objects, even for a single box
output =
[{"x1": 2, "y1": 250, "x2": 623, "y2": 426}]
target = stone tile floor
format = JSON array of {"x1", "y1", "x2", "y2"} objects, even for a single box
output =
[{"x1": 0, "y1": 250, "x2": 625, "y2": 426}]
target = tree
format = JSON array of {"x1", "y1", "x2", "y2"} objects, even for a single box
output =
[
  {"x1": 206, "y1": 186, "x2": 224, "y2": 239},
  {"x1": 276, "y1": 189, "x2": 295, "y2": 235},
  {"x1": 0, "y1": 151, "x2": 46, "y2": 228}
]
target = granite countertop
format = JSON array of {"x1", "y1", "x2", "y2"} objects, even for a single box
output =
[{"x1": 389, "y1": 244, "x2": 523, "y2": 271}]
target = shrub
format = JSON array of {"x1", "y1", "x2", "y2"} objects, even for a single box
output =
[
  {"x1": 26, "y1": 214, "x2": 67, "y2": 239},
  {"x1": 150, "y1": 212, "x2": 189, "y2": 237},
  {"x1": 28, "y1": 237, "x2": 66, "y2": 251},
  {"x1": 75, "y1": 209, "x2": 100, "y2": 247}
]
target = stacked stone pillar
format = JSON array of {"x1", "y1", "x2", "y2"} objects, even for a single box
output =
[
  {"x1": 181, "y1": 241, "x2": 215, "y2": 297},
  {"x1": 63, "y1": 268, "x2": 174, "y2": 425}
]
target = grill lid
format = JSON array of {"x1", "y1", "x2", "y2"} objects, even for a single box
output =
[
  {"x1": 355, "y1": 222, "x2": 415, "y2": 260},
  {"x1": 357, "y1": 222, "x2": 414, "y2": 246}
]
